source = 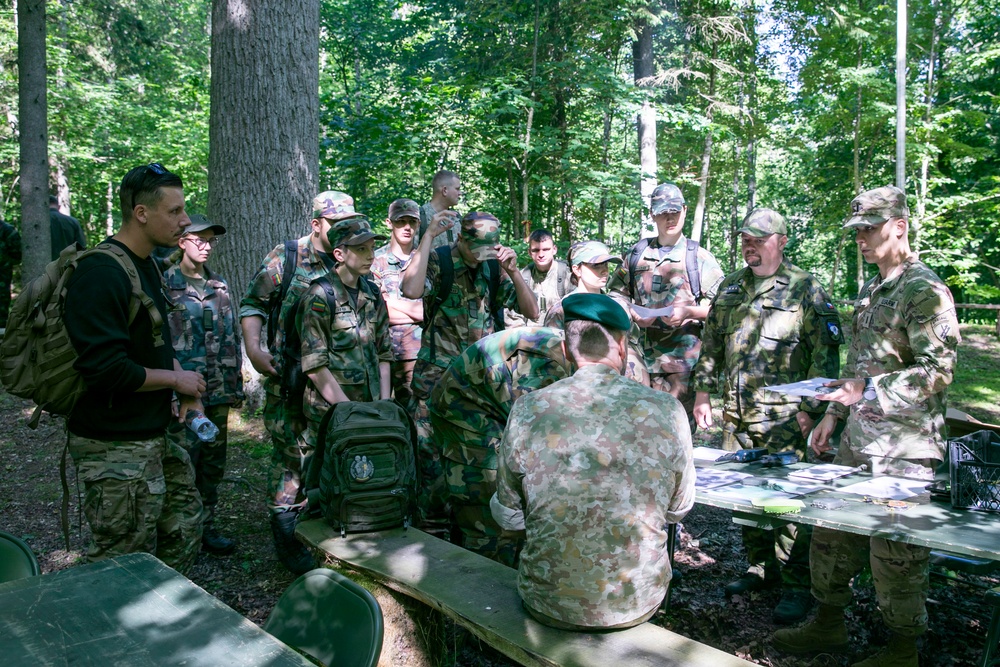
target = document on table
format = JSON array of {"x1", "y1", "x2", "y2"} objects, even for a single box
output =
[
  {"x1": 763, "y1": 377, "x2": 838, "y2": 397},
  {"x1": 704, "y1": 484, "x2": 796, "y2": 503},
  {"x1": 696, "y1": 468, "x2": 752, "y2": 489},
  {"x1": 789, "y1": 464, "x2": 862, "y2": 482},
  {"x1": 631, "y1": 304, "x2": 675, "y2": 319},
  {"x1": 837, "y1": 476, "x2": 931, "y2": 501},
  {"x1": 692, "y1": 447, "x2": 731, "y2": 463}
]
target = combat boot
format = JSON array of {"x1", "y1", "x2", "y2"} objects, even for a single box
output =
[
  {"x1": 724, "y1": 570, "x2": 780, "y2": 597},
  {"x1": 269, "y1": 510, "x2": 316, "y2": 575},
  {"x1": 772, "y1": 603, "x2": 850, "y2": 654},
  {"x1": 202, "y1": 525, "x2": 237, "y2": 556},
  {"x1": 773, "y1": 588, "x2": 814, "y2": 624},
  {"x1": 852, "y1": 633, "x2": 918, "y2": 667}
]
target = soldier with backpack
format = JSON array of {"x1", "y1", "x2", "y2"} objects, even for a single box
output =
[
  {"x1": 504, "y1": 228, "x2": 570, "y2": 328},
  {"x1": 239, "y1": 190, "x2": 358, "y2": 574},
  {"x1": 401, "y1": 210, "x2": 538, "y2": 537},
  {"x1": 607, "y1": 182, "x2": 725, "y2": 427}
]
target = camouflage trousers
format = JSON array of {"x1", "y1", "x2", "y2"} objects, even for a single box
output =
[
  {"x1": 69, "y1": 433, "x2": 203, "y2": 574},
  {"x1": 166, "y1": 404, "x2": 231, "y2": 528},
  {"x1": 390, "y1": 359, "x2": 417, "y2": 410},
  {"x1": 649, "y1": 371, "x2": 695, "y2": 431},
  {"x1": 409, "y1": 395, "x2": 451, "y2": 538},
  {"x1": 264, "y1": 391, "x2": 308, "y2": 512},
  {"x1": 810, "y1": 446, "x2": 937, "y2": 637},
  {"x1": 445, "y1": 459, "x2": 521, "y2": 567}
]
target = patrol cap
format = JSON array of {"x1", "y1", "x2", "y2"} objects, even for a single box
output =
[
  {"x1": 844, "y1": 186, "x2": 909, "y2": 229},
  {"x1": 561, "y1": 293, "x2": 631, "y2": 332},
  {"x1": 650, "y1": 183, "x2": 685, "y2": 215},
  {"x1": 327, "y1": 217, "x2": 386, "y2": 248},
  {"x1": 185, "y1": 214, "x2": 226, "y2": 236},
  {"x1": 460, "y1": 211, "x2": 501, "y2": 246},
  {"x1": 388, "y1": 198, "x2": 420, "y2": 221},
  {"x1": 738, "y1": 208, "x2": 787, "y2": 237},
  {"x1": 313, "y1": 190, "x2": 363, "y2": 222},
  {"x1": 570, "y1": 241, "x2": 622, "y2": 266}
]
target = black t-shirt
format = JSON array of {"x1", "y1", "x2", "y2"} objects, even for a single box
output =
[{"x1": 65, "y1": 239, "x2": 175, "y2": 440}]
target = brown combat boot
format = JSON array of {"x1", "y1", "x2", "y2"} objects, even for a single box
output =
[
  {"x1": 852, "y1": 633, "x2": 918, "y2": 667},
  {"x1": 772, "y1": 603, "x2": 850, "y2": 654}
]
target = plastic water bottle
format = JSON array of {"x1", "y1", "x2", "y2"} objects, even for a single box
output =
[{"x1": 185, "y1": 410, "x2": 219, "y2": 442}]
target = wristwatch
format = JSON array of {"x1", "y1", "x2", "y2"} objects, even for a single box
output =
[{"x1": 863, "y1": 377, "x2": 877, "y2": 401}]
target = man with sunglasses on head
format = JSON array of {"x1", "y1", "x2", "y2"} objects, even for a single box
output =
[{"x1": 63, "y1": 163, "x2": 206, "y2": 573}]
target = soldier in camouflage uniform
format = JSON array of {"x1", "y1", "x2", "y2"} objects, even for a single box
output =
[
  {"x1": 401, "y1": 210, "x2": 539, "y2": 536},
  {"x1": 0, "y1": 218, "x2": 21, "y2": 329},
  {"x1": 773, "y1": 186, "x2": 961, "y2": 667},
  {"x1": 371, "y1": 198, "x2": 422, "y2": 407},
  {"x1": 504, "y1": 229, "x2": 570, "y2": 328},
  {"x1": 300, "y1": 217, "x2": 391, "y2": 451},
  {"x1": 164, "y1": 215, "x2": 244, "y2": 556},
  {"x1": 608, "y1": 183, "x2": 725, "y2": 426},
  {"x1": 692, "y1": 208, "x2": 843, "y2": 624},
  {"x1": 492, "y1": 293, "x2": 696, "y2": 630},
  {"x1": 239, "y1": 191, "x2": 358, "y2": 574},
  {"x1": 417, "y1": 170, "x2": 463, "y2": 248},
  {"x1": 429, "y1": 327, "x2": 571, "y2": 565}
]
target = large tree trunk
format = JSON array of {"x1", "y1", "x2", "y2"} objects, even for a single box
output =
[
  {"x1": 17, "y1": 0, "x2": 50, "y2": 282},
  {"x1": 634, "y1": 11, "x2": 656, "y2": 238},
  {"x1": 691, "y1": 48, "x2": 718, "y2": 244},
  {"x1": 209, "y1": 0, "x2": 320, "y2": 406}
]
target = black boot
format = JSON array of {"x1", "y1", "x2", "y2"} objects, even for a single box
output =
[
  {"x1": 269, "y1": 510, "x2": 315, "y2": 575},
  {"x1": 202, "y1": 525, "x2": 237, "y2": 556}
]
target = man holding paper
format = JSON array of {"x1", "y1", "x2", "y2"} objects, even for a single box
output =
[
  {"x1": 772, "y1": 186, "x2": 960, "y2": 667},
  {"x1": 691, "y1": 207, "x2": 843, "y2": 624}
]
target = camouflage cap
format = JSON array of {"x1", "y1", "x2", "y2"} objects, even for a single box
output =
[
  {"x1": 185, "y1": 213, "x2": 226, "y2": 236},
  {"x1": 738, "y1": 208, "x2": 787, "y2": 237},
  {"x1": 313, "y1": 190, "x2": 362, "y2": 222},
  {"x1": 844, "y1": 185, "x2": 909, "y2": 229},
  {"x1": 570, "y1": 241, "x2": 622, "y2": 266},
  {"x1": 460, "y1": 211, "x2": 501, "y2": 246},
  {"x1": 388, "y1": 198, "x2": 420, "y2": 221},
  {"x1": 327, "y1": 216, "x2": 386, "y2": 248},
  {"x1": 562, "y1": 293, "x2": 631, "y2": 332},
  {"x1": 650, "y1": 183, "x2": 685, "y2": 215}
]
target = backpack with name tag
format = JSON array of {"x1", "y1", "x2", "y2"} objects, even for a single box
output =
[{"x1": 304, "y1": 399, "x2": 418, "y2": 537}]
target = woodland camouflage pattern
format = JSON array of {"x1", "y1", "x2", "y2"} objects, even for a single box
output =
[
  {"x1": 371, "y1": 244, "x2": 422, "y2": 361},
  {"x1": 504, "y1": 260, "x2": 569, "y2": 328},
  {"x1": 494, "y1": 363, "x2": 695, "y2": 628}
]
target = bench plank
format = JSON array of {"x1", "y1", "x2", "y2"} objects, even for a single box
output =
[{"x1": 297, "y1": 519, "x2": 754, "y2": 667}]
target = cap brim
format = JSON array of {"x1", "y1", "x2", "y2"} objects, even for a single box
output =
[
  {"x1": 580, "y1": 254, "x2": 623, "y2": 265},
  {"x1": 345, "y1": 231, "x2": 386, "y2": 245},
  {"x1": 736, "y1": 226, "x2": 772, "y2": 238},
  {"x1": 326, "y1": 212, "x2": 367, "y2": 222},
  {"x1": 651, "y1": 203, "x2": 683, "y2": 215},
  {"x1": 185, "y1": 223, "x2": 227, "y2": 236},
  {"x1": 843, "y1": 214, "x2": 888, "y2": 229}
]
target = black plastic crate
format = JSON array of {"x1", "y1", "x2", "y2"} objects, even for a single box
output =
[{"x1": 949, "y1": 429, "x2": 1000, "y2": 513}]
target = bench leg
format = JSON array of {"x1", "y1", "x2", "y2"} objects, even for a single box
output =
[
  {"x1": 663, "y1": 523, "x2": 678, "y2": 613},
  {"x1": 983, "y1": 588, "x2": 1000, "y2": 667}
]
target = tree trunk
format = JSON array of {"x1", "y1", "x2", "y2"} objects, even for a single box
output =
[
  {"x1": 598, "y1": 108, "x2": 612, "y2": 242},
  {"x1": 634, "y1": 11, "x2": 655, "y2": 238},
  {"x1": 691, "y1": 47, "x2": 718, "y2": 244},
  {"x1": 18, "y1": 0, "x2": 50, "y2": 282},
  {"x1": 209, "y1": 0, "x2": 320, "y2": 406},
  {"x1": 745, "y1": 0, "x2": 758, "y2": 215},
  {"x1": 915, "y1": 3, "x2": 941, "y2": 251}
]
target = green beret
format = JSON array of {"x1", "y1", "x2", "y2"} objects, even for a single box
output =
[{"x1": 561, "y1": 293, "x2": 631, "y2": 332}]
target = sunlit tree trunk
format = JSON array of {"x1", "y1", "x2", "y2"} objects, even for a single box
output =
[{"x1": 18, "y1": 0, "x2": 50, "y2": 281}]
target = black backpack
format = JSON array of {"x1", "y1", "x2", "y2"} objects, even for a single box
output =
[{"x1": 304, "y1": 399, "x2": 418, "y2": 537}]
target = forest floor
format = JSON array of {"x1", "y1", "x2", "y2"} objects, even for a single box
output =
[{"x1": 2, "y1": 324, "x2": 999, "y2": 667}]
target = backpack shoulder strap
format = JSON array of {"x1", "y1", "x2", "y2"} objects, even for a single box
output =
[
  {"x1": 266, "y1": 240, "x2": 299, "y2": 345},
  {"x1": 486, "y1": 258, "x2": 504, "y2": 332},
  {"x1": 424, "y1": 246, "x2": 454, "y2": 362},
  {"x1": 628, "y1": 237, "x2": 651, "y2": 299},
  {"x1": 685, "y1": 238, "x2": 702, "y2": 302},
  {"x1": 556, "y1": 261, "x2": 569, "y2": 297},
  {"x1": 87, "y1": 243, "x2": 165, "y2": 347}
]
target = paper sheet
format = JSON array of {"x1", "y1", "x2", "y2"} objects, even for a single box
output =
[
  {"x1": 696, "y1": 468, "x2": 752, "y2": 489},
  {"x1": 788, "y1": 464, "x2": 863, "y2": 482},
  {"x1": 704, "y1": 484, "x2": 796, "y2": 503},
  {"x1": 631, "y1": 304, "x2": 675, "y2": 319},
  {"x1": 837, "y1": 476, "x2": 930, "y2": 501},
  {"x1": 763, "y1": 377, "x2": 839, "y2": 397},
  {"x1": 692, "y1": 447, "x2": 731, "y2": 463}
]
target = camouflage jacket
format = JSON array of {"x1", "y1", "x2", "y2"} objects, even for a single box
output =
[
  {"x1": 165, "y1": 264, "x2": 244, "y2": 407},
  {"x1": 493, "y1": 363, "x2": 696, "y2": 628},
  {"x1": 608, "y1": 235, "x2": 725, "y2": 374},
  {"x1": 299, "y1": 272, "x2": 391, "y2": 423},
  {"x1": 693, "y1": 259, "x2": 842, "y2": 424},
  {"x1": 829, "y1": 256, "x2": 960, "y2": 461},
  {"x1": 238, "y1": 235, "x2": 335, "y2": 395},
  {"x1": 428, "y1": 327, "x2": 570, "y2": 469},
  {"x1": 504, "y1": 260, "x2": 570, "y2": 328},
  {"x1": 371, "y1": 244, "x2": 422, "y2": 361}
]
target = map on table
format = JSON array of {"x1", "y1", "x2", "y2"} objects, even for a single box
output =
[{"x1": 763, "y1": 377, "x2": 838, "y2": 397}]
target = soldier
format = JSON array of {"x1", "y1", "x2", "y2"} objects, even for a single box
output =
[
  {"x1": 429, "y1": 327, "x2": 571, "y2": 565},
  {"x1": 165, "y1": 214, "x2": 244, "y2": 556},
  {"x1": 300, "y1": 217, "x2": 392, "y2": 453},
  {"x1": 401, "y1": 210, "x2": 538, "y2": 537},
  {"x1": 504, "y1": 228, "x2": 570, "y2": 328},
  {"x1": 0, "y1": 217, "x2": 21, "y2": 330},
  {"x1": 371, "y1": 198, "x2": 422, "y2": 407},
  {"x1": 240, "y1": 190, "x2": 359, "y2": 574},
  {"x1": 772, "y1": 186, "x2": 960, "y2": 667},
  {"x1": 608, "y1": 182, "x2": 725, "y2": 425},
  {"x1": 418, "y1": 170, "x2": 463, "y2": 248},
  {"x1": 691, "y1": 208, "x2": 843, "y2": 624},
  {"x1": 492, "y1": 293, "x2": 695, "y2": 630},
  {"x1": 49, "y1": 194, "x2": 87, "y2": 259}
]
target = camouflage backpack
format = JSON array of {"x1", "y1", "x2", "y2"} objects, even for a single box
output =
[{"x1": 0, "y1": 242, "x2": 164, "y2": 427}]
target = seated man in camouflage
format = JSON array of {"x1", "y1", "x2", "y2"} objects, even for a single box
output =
[{"x1": 492, "y1": 293, "x2": 695, "y2": 630}]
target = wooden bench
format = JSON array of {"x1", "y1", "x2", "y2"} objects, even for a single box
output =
[{"x1": 297, "y1": 519, "x2": 755, "y2": 667}]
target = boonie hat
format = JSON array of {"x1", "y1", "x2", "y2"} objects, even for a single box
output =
[
  {"x1": 562, "y1": 293, "x2": 631, "y2": 332},
  {"x1": 460, "y1": 211, "x2": 501, "y2": 246},
  {"x1": 738, "y1": 208, "x2": 787, "y2": 237},
  {"x1": 650, "y1": 183, "x2": 685, "y2": 215},
  {"x1": 185, "y1": 214, "x2": 226, "y2": 236},
  {"x1": 314, "y1": 191, "x2": 363, "y2": 222},
  {"x1": 844, "y1": 186, "x2": 909, "y2": 229},
  {"x1": 388, "y1": 198, "x2": 420, "y2": 221},
  {"x1": 327, "y1": 217, "x2": 386, "y2": 249},
  {"x1": 570, "y1": 241, "x2": 622, "y2": 266}
]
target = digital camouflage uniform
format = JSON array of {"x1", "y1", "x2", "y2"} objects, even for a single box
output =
[
  {"x1": 371, "y1": 244, "x2": 422, "y2": 407},
  {"x1": 239, "y1": 235, "x2": 335, "y2": 509},
  {"x1": 493, "y1": 363, "x2": 696, "y2": 629},
  {"x1": 299, "y1": 272, "x2": 391, "y2": 454},
  {"x1": 693, "y1": 258, "x2": 842, "y2": 590},
  {"x1": 608, "y1": 235, "x2": 724, "y2": 415},
  {"x1": 429, "y1": 327, "x2": 570, "y2": 565},
  {"x1": 164, "y1": 263, "x2": 244, "y2": 533},
  {"x1": 811, "y1": 255, "x2": 959, "y2": 637},
  {"x1": 0, "y1": 220, "x2": 21, "y2": 328},
  {"x1": 504, "y1": 260, "x2": 570, "y2": 328}
]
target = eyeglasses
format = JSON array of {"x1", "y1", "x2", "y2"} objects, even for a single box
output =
[
  {"x1": 130, "y1": 163, "x2": 168, "y2": 212},
  {"x1": 183, "y1": 236, "x2": 219, "y2": 249}
]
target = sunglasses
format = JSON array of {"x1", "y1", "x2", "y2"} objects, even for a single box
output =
[
  {"x1": 130, "y1": 163, "x2": 168, "y2": 212},
  {"x1": 183, "y1": 236, "x2": 220, "y2": 249}
]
